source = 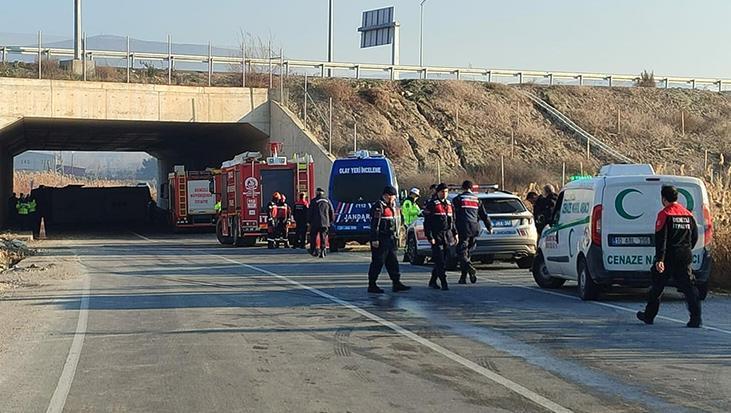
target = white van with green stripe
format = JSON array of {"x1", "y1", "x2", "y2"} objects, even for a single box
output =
[{"x1": 532, "y1": 164, "x2": 713, "y2": 300}]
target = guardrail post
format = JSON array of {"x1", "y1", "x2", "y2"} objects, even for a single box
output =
[
  {"x1": 547, "y1": 73, "x2": 553, "y2": 86},
  {"x1": 167, "y1": 35, "x2": 172, "y2": 85},
  {"x1": 486, "y1": 70, "x2": 492, "y2": 83},
  {"x1": 718, "y1": 81, "x2": 723, "y2": 93},
  {"x1": 390, "y1": 66, "x2": 395, "y2": 81},
  {"x1": 664, "y1": 78, "x2": 669, "y2": 89},
  {"x1": 208, "y1": 41, "x2": 212, "y2": 87},
  {"x1": 455, "y1": 69, "x2": 460, "y2": 80},
  {"x1": 1, "y1": 46, "x2": 6, "y2": 64},
  {"x1": 577, "y1": 74, "x2": 583, "y2": 86},
  {"x1": 607, "y1": 76, "x2": 612, "y2": 87},
  {"x1": 689, "y1": 79, "x2": 696, "y2": 90},
  {"x1": 517, "y1": 72, "x2": 523, "y2": 84},
  {"x1": 423, "y1": 68, "x2": 428, "y2": 80},
  {"x1": 126, "y1": 36, "x2": 131, "y2": 83},
  {"x1": 321, "y1": 64, "x2": 325, "y2": 78},
  {"x1": 354, "y1": 65, "x2": 360, "y2": 79},
  {"x1": 37, "y1": 31, "x2": 42, "y2": 79}
]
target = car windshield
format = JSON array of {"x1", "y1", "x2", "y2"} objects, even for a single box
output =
[
  {"x1": 332, "y1": 173, "x2": 388, "y2": 203},
  {"x1": 481, "y1": 197, "x2": 527, "y2": 214}
]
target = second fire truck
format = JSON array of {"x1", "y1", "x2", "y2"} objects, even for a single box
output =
[{"x1": 216, "y1": 143, "x2": 315, "y2": 247}]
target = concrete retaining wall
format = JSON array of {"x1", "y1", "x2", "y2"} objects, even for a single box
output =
[{"x1": 269, "y1": 101, "x2": 335, "y2": 193}]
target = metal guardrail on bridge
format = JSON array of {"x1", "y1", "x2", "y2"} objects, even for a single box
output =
[{"x1": 1, "y1": 35, "x2": 730, "y2": 91}]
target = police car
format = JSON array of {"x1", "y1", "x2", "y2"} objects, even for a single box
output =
[
  {"x1": 533, "y1": 164, "x2": 713, "y2": 300},
  {"x1": 404, "y1": 186, "x2": 538, "y2": 269}
]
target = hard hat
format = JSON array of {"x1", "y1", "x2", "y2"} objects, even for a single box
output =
[{"x1": 409, "y1": 187, "x2": 420, "y2": 196}]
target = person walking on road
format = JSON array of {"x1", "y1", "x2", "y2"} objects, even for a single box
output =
[
  {"x1": 308, "y1": 188, "x2": 334, "y2": 258},
  {"x1": 424, "y1": 183, "x2": 458, "y2": 291},
  {"x1": 401, "y1": 188, "x2": 421, "y2": 227},
  {"x1": 367, "y1": 186, "x2": 411, "y2": 294},
  {"x1": 293, "y1": 192, "x2": 309, "y2": 249},
  {"x1": 637, "y1": 185, "x2": 702, "y2": 328},
  {"x1": 453, "y1": 180, "x2": 493, "y2": 284}
]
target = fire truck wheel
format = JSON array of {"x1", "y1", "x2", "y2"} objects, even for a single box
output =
[{"x1": 216, "y1": 220, "x2": 234, "y2": 245}]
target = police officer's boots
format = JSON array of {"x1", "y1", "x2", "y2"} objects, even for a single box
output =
[
  {"x1": 428, "y1": 273, "x2": 440, "y2": 289},
  {"x1": 458, "y1": 272, "x2": 467, "y2": 284},
  {"x1": 439, "y1": 275, "x2": 449, "y2": 291}
]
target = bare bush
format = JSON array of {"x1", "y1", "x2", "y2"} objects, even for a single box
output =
[{"x1": 636, "y1": 70, "x2": 656, "y2": 88}]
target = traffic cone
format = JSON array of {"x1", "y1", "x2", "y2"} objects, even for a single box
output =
[{"x1": 38, "y1": 217, "x2": 47, "y2": 240}]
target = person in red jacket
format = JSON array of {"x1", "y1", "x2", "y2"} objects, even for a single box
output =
[{"x1": 637, "y1": 185, "x2": 702, "y2": 328}]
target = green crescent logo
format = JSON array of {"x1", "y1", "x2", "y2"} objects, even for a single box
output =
[
  {"x1": 677, "y1": 188, "x2": 695, "y2": 211},
  {"x1": 615, "y1": 189, "x2": 643, "y2": 220}
]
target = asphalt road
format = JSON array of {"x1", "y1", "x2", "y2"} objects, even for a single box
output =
[{"x1": 0, "y1": 233, "x2": 729, "y2": 412}]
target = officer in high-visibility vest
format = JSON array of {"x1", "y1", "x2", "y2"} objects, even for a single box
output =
[
  {"x1": 16, "y1": 194, "x2": 29, "y2": 231},
  {"x1": 214, "y1": 200, "x2": 222, "y2": 213},
  {"x1": 26, "y1": 195, "x2": 39, "y2": 237},
  {"x1": 401, "y1": 188, "x2": 421, "y2": 227}
]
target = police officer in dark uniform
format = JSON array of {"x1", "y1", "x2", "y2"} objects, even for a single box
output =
[
  {"x1": 293, "y1": 192, "x2": 309, "y2": 249},
  {"x1": 368, "y1": 186, "x2": 411, "y2": 294},
  {"x1": 424, "y1": 183, "x2": 458, "y2": 291},
  {"x1": 637, "y1": 185, "x2": 702, "y2": 328},
  {"x1": 453, "y1": 180, "x2": 493, "y2": 284}
]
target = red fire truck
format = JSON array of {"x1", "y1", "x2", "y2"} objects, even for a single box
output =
[
  {"x1": 216, "y1": 143, "x2": 315, "y2": 247},
  {"x1": 166, "y1": 166, "x2": 220, "y2": 231}
]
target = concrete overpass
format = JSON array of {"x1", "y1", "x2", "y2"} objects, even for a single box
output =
[{"x1": 0, "y1": 77, "x2": 334, "y2": 226}]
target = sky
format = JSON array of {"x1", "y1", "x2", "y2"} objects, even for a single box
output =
[{"x1": 2, "y1": 0, "x2": 730, "y2": 78}]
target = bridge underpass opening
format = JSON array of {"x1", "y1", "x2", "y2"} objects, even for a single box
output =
[{"x1": 0, "y1": 117, "x2": 269, "y2": 228}]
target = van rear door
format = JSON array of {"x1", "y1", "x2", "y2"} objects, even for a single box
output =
[{"x1": 602, "y1": 176, "x2": 706, "y2": 272}]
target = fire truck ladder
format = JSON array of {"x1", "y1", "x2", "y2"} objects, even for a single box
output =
[
  {"x1": 295, "y1": 155, "x2": 311, "y2": 196},
  {"x1": 177, "y1": 176, "x2": 187, "y2": 217}
]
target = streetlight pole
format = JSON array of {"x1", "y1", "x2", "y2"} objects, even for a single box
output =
[
  {"x1": 74, "y1": 0, "x2": 82, "y2": 60},
  {"x1": 419, "y1": 0, "x2": 428, "y2": 67},
  {"x1": 327, "y1": 0, "x2": 333, "y2": 77}
]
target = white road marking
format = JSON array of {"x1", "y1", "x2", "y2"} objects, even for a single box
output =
[
  {"x1": 223, "y1": 257, "x2": 572, "y2": 413},
  {"x1": 132, "y1": 232, "x2": 572, "y2": 412},
  {"x1": 484, "y1": 278, "x2": 731, "y2": 336},
  {"x1": 46, "y1": 260, "x2": 90, "y2": 413}
]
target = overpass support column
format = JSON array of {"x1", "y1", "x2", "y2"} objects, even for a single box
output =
[
  {"x1": 0, "y1": 150, "x2": 13, "y2": 228},
  {"x1": 156, "y1": 158, "x2": 173, "y2": 209}
]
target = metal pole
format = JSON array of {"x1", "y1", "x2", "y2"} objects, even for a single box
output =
[
  {"x1": 437, "y1": 159, "x2": 441, "y2": 183},
  {"x1": 167, "y1": 35, "x2": 172, "y2": 85},
  {"x1": 268, "y1": 41, "x2": 273, "y2": 89},
  {"x1": 391, "y1": 22, "x2": 400, "y2": 80},
  {"x1": 580, "y1": 162, "x2": 584, "y2": 176},
  {"x1": 329, "y1": 97, "x2": 333, "y2": 154},
  {"x1": 354, "y1": 122, "x2": 357, "y2": 152},
  {"x1": 37, "y1": 31, "x2": 42, "y2": 79},
  {"x1": 617, "y1": 108, "x2": 621, "y2": 134},
  {"x1": 586, "y1": 137, "x2": 590, "y2": 161},
  {"x1": 419, "y1": 0, "x2": 427, "y2": 67},
  {"x1": 126, "y1": 35, "x2": 130, "y2": 83},
  {"x1": 82, "y1": 32, "x2": 87, "y2": 81},
  {"x1": 242, "y1": 44, "x2": 246, "y2": 88},
  {"x1": 74, "y1": 0, "x2": 82, "y2": 60},
  {"x1": 327, "y1": 0, "x2": 333, "y2": 77},
  {"x1": 681, "y1": 111, "x2": 685, "y2": 136},
  {"x1": 510, "y1": 128, "x2": 515, "y2": 158},
  {"x1": 704, "y1": 149, "x2": 708, "y2": 171},
  {"x1": 279, "y1": 48, "x2": 284, "y2": 103},
  {"x1": 303, "y1": 73, "x2": 308, "y2": 128},
  {"x1": 208, "y1": 41, "x2": 212, "y2": 86},
  {"x1": 562, "y1": 162, "x2": 566, "y2": 186},
  {"x1": 501, "y1": 156, "x2": 505, "y2": 189}
]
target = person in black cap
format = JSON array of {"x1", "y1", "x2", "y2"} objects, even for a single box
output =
[
  {"x1": 453, "y1": 180, "x2": 492, "y2": 284},
  {"x1": 308, "y1": 188, "x2": 334, "y2": 258},
  {"x1": 368, "y1": 185, "x2": 411, "y2": 293},
  {"x1": 423, "y1": 183, "x2": 458, "y2": 290}
]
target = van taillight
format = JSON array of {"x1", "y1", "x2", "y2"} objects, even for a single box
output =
[
  {"x1": 703, "y1": 205, "x2": 713, "y2": 246},
  {"x1": 591, "y1": 205, "x2": 602, "y2": 246}
]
